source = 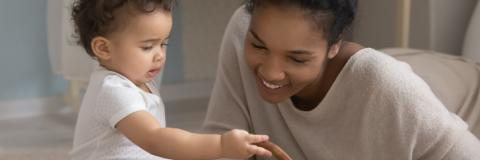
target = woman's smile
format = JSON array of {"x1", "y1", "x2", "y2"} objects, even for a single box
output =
[{"x1": 261, "y1": 79, "x2": 287, "y2": 89}]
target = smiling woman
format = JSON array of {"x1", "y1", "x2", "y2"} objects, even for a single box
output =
[
  {"x1": 202, "y1": 0, "x2": 480, "y2": 159},
  {"x1": 244, "y1": 5, "x2": 344, "y2": 109}
]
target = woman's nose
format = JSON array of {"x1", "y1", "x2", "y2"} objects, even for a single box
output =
[{"x1": 259, "y1": 58, "x2": 285, "y2": 82}]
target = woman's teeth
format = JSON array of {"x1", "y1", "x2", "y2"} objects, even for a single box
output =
[{"x1": 262, "y1": 79, "x2": 285, "y2": 89}]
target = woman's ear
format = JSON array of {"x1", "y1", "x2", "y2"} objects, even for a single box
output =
[
  {"x1": 91, "y1": 36, "x2": 112, "y2": 61},
  {"x1": 327, "y1": 40, "x2": 342, "y2": 59}
]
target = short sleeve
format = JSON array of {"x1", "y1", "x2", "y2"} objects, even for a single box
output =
[{"x1": 95, "y1": 75, "x2": 146, "y2": 128}]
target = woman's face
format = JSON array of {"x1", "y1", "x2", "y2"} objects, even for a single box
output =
[{"x1": 245, "y1": 5, "x2": 338, "y2": 104}]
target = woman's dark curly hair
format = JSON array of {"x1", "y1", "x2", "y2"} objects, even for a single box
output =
[
  {"x1": 246, "y1": 0, "x2": 357, "y2": 48},
  {"x1": 71, "y1": 0, "x2": 175, "y2": 57}
]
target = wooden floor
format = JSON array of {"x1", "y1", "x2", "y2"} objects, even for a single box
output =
[{"x1": 0, "y1": 97, "x2": 209, "y2": 160}]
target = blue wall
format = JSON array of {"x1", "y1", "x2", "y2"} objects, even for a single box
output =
[
  {"x1": 161, "y1": 6, "x2": 184, "y2": 84},
  {"x1": 0, "y1": 0, "x2": 183, "y2": 102},
  {"x1": 0, "y1": 0, "x2": 66, "y2": 101}
]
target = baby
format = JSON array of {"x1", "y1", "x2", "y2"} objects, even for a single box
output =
[{"x1": 69, "y1": 0, "x2": 271, "y2": 159}]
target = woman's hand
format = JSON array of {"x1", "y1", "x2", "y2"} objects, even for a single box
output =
[{"x1": 220, "y1": 129, "x2": 272, "y2": 159}]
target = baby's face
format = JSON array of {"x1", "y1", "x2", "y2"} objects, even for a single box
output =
[{"x1": 106, "y1": 10, "x2": 172, "y2": 86}]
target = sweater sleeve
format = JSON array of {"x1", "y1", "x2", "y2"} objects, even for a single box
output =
[
  {"x1": 360, "y1": 51, "x2": 480, "y2": 160},
  {"x1": 441, "y1": 130, "x2": 480, "y2": 160}
]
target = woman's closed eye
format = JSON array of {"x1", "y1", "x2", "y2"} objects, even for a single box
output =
[
  {"x1": 251, "y1": 42, "x2": 267, "y2": 50},
  {"x1": 290, "y1": 57, "x2": 308, "y2": 64}
]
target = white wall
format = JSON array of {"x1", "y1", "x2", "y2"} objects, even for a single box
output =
[
  {"x1": 0, "y1": 0, "x2": 67, "y2": 101},
  {"x1": 352, "y1": 0, "x2": 399, "y2": 49},
  {"x1": 352, "y1": 0, "x2": 478, "y2": 55},
  {"x1": 0, "y1": 0, "x2": 67, "y2": 118},
  {"x1": 426, "y1": 0, "x2": 477, "y2": 55}
]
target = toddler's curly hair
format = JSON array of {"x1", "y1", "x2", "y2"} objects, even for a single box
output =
[{"x1": 71, "y1": 0, "x2": 175, "y2": 57}]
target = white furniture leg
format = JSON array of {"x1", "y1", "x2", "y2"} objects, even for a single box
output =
[{"x1": 66, "y1": 80, "x2": 88, "y2": 113}]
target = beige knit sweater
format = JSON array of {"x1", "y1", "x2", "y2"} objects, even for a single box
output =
[{"x1": 203, "y1": 6, "x2": 480, "y2": 160}]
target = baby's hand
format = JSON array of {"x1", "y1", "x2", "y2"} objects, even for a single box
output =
[{"x1": 220, "y1": 129, "x2": 272, "y2": 159}]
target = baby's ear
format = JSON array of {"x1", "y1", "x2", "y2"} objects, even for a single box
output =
[
  {"x1": 91, "y1": 36, "x2": 112, "y2": 60},
  {"x1": 327, "y1": 40, "x2": 342, "y2": 59}
]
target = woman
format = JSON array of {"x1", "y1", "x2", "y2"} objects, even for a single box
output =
[{"x1": 203, "y1": 0, "x2": 480, "y2": 159}]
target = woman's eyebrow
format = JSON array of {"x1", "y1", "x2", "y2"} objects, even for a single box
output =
[
  {"x1": 288, "y1": 50, "x2": 313, "y2": 55},
  {"x1": 249, "y1": 30, "x2": 265, "y2": 44},
  {"x1": 250, "y1": 29, "x2": 313, "y2": 55}
]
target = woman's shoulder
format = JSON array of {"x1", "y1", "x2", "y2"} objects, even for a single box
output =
[
  {"x1": 231, "y1": 5, "x2": 250, "y2": 23},
  {"x1": 342, "y1": 46, "x2": 431, "y2": 98},
  {"x1": 346, "y1": 46, "x2": 413, "y2": 79},
  {"x1": 226, "y1": 5, "x2": 250, "y2": 39},
  {"x1": 338, "y1": 42, "x2": 403, "y2": 72},
  {"x1": 342, "y1": 46, "x2": 458, "y2": 127}
]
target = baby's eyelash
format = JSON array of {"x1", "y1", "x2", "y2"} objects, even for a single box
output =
[{"x1": 141, "y1": 46, "x2": 153, "y2": 51}]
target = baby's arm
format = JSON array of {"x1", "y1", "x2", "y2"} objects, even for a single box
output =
[{"x1": 116, "y1": 110, "x2": 272, "y2": 159}]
